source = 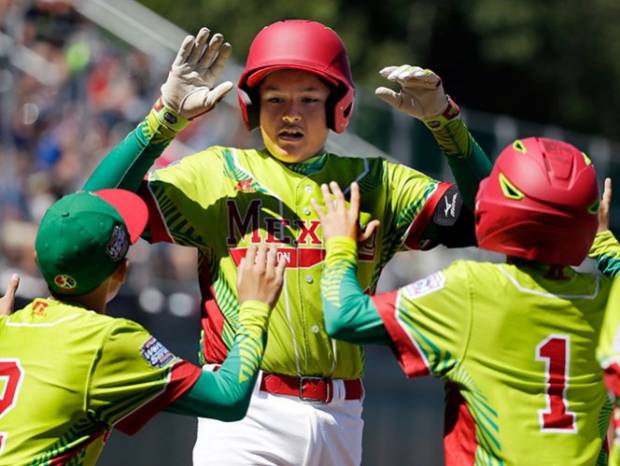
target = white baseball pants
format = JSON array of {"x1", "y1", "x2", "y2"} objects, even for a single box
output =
[{"x1": 192, "y1": 372, "x2": 364, "y2": 466}]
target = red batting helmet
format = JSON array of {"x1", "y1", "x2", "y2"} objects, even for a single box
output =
[
  {"x1": 237, "y1": 20, "x2": 355, "y2": 133},
  {"x1": 475, "y1": 137, "x2": 599, "y2": 266}
]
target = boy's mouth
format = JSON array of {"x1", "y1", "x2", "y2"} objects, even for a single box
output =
[{"x1": 278, "y1": 128, "x2": 304, "y2": 141}]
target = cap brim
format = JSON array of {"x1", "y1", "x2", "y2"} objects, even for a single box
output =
[
  {"x1": 95, "y1": 189, "x2": 148, "y2": 244},
  {"x1": 246, "y1": 65, "x2": 339, "y2": 88}
]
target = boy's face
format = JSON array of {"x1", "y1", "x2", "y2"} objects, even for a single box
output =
[{"x1": 258, "y1": 69, "x2": 331, "y2": 163}]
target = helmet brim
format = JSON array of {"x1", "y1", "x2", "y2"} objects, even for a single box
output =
[{"x1": 246, "y1": 64, "x2": 339, "y2": 88}]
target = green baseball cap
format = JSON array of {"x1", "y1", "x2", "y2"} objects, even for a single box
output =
[{"x1": 35, "y1": 189, "x2": 148, "y2": 295}]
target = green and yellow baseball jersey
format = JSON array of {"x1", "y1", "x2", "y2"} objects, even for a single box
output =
[
  {"x1": 590, "y1": 229, "x2": 620, "y2": 277},
  {"x1": 83, "y1": 104, "x2": 490, "y2": 380},
  {"x1": 143, "y1": 146, "x2": 447, "y2": 378},
  {"x1": 377, "y1": 261, "x2": 612, "y2": 465},
  {"x1": 598, "y1": 276, "x2": 620, "y2": 466},
  {"x1": 321, "y1": 235, "x2": 612, "y2": 464},
  {"x1": 0, "y1": 298, "x2": 201, "y2": 466}
]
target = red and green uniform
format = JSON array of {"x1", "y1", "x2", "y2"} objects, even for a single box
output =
[
  {"x1": 0, "y1": 298, "x2": 201, "y2": 466},
  {"x1": 590, "y1": 230, "x2": 620, "y2": 277},
  {"x1": 323, "y1": 236, "x2": 614, "y2": 465},
  {"x1": 593, "y1": 229, "x2": 620, "y2": 466},
  {"x1": 84, "y1": 104, "x2": 491, "y2": 380},
  {"x1": 0, "y1": 296, "x2": 271, "y2": 466}
]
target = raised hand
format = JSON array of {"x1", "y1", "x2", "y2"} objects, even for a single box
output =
[
  {"x1": 375, "y1": 65, "x2": 450, "y2": 120},
  {"x1": 311, "y1": 181, "x2": 380, "y2": 242},
  {"x1": 0, "y1": 274, "x2": 19, "y2": 317},
  {"x1": 161, "y1": 27, "x2": 233, "y2": 119},
  {"x1": 237, "y1": 244, "x2": 286, "y2": 308},
  {"x1": 598, "y1": 177, "x2": 613, "y2": 233}
]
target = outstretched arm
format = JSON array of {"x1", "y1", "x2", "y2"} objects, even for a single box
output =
[
  {"x1": 589, "y1": 178, "x2": 620, "y2": 277},
  {"x1": 376, "y1": 65, "x2": 492, "y2": 210},
  {"x1": 84, "y1": 27, "x2": 232, "y2": 193},
  {"x1": 312, "y1": 182, "x2": 389, "y2": 344},
  {"x1": 166, "y1": 245, "x2": 285, "y2": 421}
]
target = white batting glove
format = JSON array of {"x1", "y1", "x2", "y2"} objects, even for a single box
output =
[
  {"x1": 375, "y1": 65, "x2": 450, "y2": 119},
  {"x1": 160, "y1": 27, "x2": 233, "y2": 120}
]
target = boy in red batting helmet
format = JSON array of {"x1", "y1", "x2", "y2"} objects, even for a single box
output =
[
  {"x1": 85, "y1": 21, "x2": 496, "y2": 465},
  {"x1": 318, "y1": 137, "x2": 620, "y2": 465}
]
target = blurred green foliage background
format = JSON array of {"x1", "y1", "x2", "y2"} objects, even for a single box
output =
[{"x1": 140, "y1": 0, "x2": 620, "y2": 140}]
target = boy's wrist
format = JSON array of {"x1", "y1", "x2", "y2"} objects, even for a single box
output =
[{"x1": 149, "y1": 98, "x2": 190, "y2": 133}]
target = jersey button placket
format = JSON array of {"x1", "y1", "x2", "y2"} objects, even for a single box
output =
[{"x1": 296, "y1": 181, "x2": 312, "y2": 371}]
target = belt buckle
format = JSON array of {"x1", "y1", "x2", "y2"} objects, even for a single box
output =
[{"x1": 299, "y1": 376, "x2": 330, "y2": 403}]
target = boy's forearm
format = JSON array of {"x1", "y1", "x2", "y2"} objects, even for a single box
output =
[
  {"x1": 83, "y1": 103, "x2": 188, "y2": 193},
  {"x1": 425, "y1": 114, "x2": 493, "y2": 210},
  {"x1": 322, "y1": 237, "x2": 388, "y2": 344},
  {"x1": 165, "y1": 301, "x2": 269, "y2": 421}
]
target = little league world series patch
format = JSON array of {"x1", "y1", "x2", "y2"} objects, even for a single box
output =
[
  {"x1": 106, "y1": 225, "x2": 129, "y2": 261},
  {"x1": 403, "y1": 271, "x2": 446, "y2": 299},
  {"x1": 141, "y1": 337, "x2": 174, "y2": 368}
]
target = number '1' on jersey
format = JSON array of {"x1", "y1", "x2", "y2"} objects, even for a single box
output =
[{"x1": 374, "y1": 261, "x2": 612, "y2": 465}]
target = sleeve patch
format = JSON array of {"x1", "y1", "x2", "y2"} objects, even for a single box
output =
[
  {"x1": 432, "y1": 185, "x2": 462, "y2": 227},
  {"x1": 403, "y1": 272, "x2": 446, "y2": 299},
  {"x1": 140, "y1": 337, "x2": 174, "y2": 368}
]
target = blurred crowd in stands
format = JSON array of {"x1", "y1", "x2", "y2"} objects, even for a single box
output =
[
  {"x1": 0, "y1": 0, "x2": 479, "y2": 318},
  {"x1": 0, "y1": 0, "x2": 259, "y2": 315}
]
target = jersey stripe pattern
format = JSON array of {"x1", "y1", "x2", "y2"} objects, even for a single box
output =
[
  {"x1": 0, "y1": 299, "x2": 201, "y2": 466},
  {"x1": 374, "y1": 261, "x2": 612, "y2": 465},
  {"x1": 144, "y1": 146, "x2": 444, "y2": 378},
  {"x1": 597, "y1": 266, "x2": 620, "y2": 466},
  {"x1": 590, "y1": 230, "x2": 620, "y2": 278}
]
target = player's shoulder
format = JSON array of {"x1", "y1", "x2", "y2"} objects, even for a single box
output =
[
  {"x1": 442, "y1": 259, "x2": 495, "y2": 279},
  {"x1": 323, "y1": 153, "x2": 390, "y2": 188},
  {"x1": 400, "y1": 260, "x2": 478, "y2": 300},
  {"x1": 155, "y1": 145, "x2": 259, "y2": 174},
  {"x1": 440, "y1": 260, "x2": 515, "y2": 292},
  {"x1": 324, "y1": 152, "x2": 386, "y2": 171},
  {"x1": 3, "y1": 298, "x2": 120, "y2": 337},
  {"x1": 104, "y1": 316, "x2": 148, "y2": 335}
]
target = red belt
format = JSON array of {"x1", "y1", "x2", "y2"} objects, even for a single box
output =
[{"x1": 260, "y1": 373, "x2": 363, "y2": 403}]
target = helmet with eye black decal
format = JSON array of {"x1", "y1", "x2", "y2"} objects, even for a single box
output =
[{"x1": 475, "y1": 137, "x2": 599, "y2": 266}]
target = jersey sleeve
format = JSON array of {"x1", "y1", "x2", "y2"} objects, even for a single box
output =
[
  {"x1": 598, "y1": 277, "x2": 620, "y2": 466},
  {"x1": 167, "y1": 300, "x2": 270, "y2": 421},
  {"x1": 381, "y1": 159, "x2": 453, "y2": 251},
  {"x1": 84, "y1": 103, "x2": 189, "y2": 193},
  {"x1": 423, "y1": 112, "x2": 492, "y2": 210},
  {"x1": 383, "y1": 113, "x2": 490, "y2": 251},
  {"x1": 597, "y1": 277, "x2": 620, "y2": 396},
  {"x1": 86, "y1": 318, "x2": 201, "y2": 435},
  {"x1": 589, "y1": 230, "x2": 620, "y2": 278},
  {"x1": 141, "y1": 147, "x2": 224, "y2": 247},
  {"x1": 321, "y1": 237, "x2": 391, "y2": 345},
  {"x1": 372, "y1": 261, "x2": 472, "y2": 378}
]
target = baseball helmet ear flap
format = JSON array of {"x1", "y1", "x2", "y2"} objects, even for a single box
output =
[
  {"x1": 238, "y1": 87, "x2": 260, "y2": 130},
  {"x1": 326, "y1": 83, "x2": 354, "y2": 133}
]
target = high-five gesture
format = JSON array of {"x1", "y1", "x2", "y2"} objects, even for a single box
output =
[
  {"x1": 161, "y1": 27, "x2": 233, "y2": 119},
  {"x1": 311, "y1": 181, "x2": 380, "y2": 242},
  {"x1": 237, "y1": 244, "x2": 287, "y2": 308},
  {"x1": 598, "y1": 177, "x2": 613, "y2": 233},
  {"x1": 375, "y1": 65, "x2": 450, "y2": 120}
]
